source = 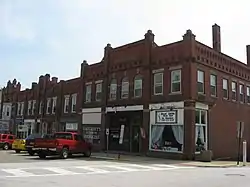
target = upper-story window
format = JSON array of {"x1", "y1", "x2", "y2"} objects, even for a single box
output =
[
  {"x1": 71, "y1": 93, "x2": 77, "y2": 113},
  {"x1": 239, "y1": 84, "x2": 244, "y2": 103},
  {"x1": 153, "y1": 72, "x2": 163, "y2": 95},
  {"x1": 39, "y1": 101, "x2": 43, "y2": 115},
  {"x1": 134, "y1": 75, "x2": 142, "y2": 98},
  {"x1": 85, "y1": 84, "x2": 92, "y2": 103},
  {"x1": 32, "y1": 100, "x2": 36, "y2": 115},
  {"x1": 64, "y1": 95, "x2": 70, "y2": 113},
  {"x1": 17, "y1": 103, "x2": 21, "y2": 116},
  {"x1": 6, "y1": 106, "x2": 10, "y2": 117},
  {"x1": 95, "y1": 82, "x2": 102, "y2": 101},
  {"x1": 121, "y1": 77, "x2": 129, "y2": 99},
  {"x1": 28, "y1": 100, "x2": 32, "y2": 115},
  {"x1": 21, "y1": 102, "x2": 24, "y2": 115},
  {"x1": 210, "y1": 74, "x2": 217, "y2": 96},
  {"x1": 231, "y1": 81, "x2": 237, "y2": 101},
  {"x1": 171, "y1": 69, "x2": 181, "y2": 93},
  {"x1": 246, "y1": 86, "x2": 250, "y2": 104},
  {"x1": 197, "y1": 70, "x2": 204, "y2": 94},
  {"x1": 222, "y1": 79, "x2": 229, "y2": 99},
  {"x1": 109, "y1": 79, "x2": 117, "y2": 100},
  {"x1": 46, "y1": 98, "x2": 51, "y2": 114},
  {"x1": 52, "y1": 97, "x2": 57, "y2": 114}
]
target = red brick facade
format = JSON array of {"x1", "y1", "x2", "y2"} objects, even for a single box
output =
[{"x1": 1, "y1": 24, "x2": 250, "y2": 160}]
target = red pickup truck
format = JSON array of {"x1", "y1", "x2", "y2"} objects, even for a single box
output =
[{"x1": 34, "y1": 132, "x2": 92, "y2": 159}]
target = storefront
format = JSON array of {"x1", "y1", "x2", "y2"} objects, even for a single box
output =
[
  {"x1": 148, "y1": 101, "x2": 208, "y2": 157},
  {"x1": 0, "y1": 120, "x2": 10, "y2": 133},
  {"x1": 149, "y1": 102, "x2": 184, "y2": 153},
  {"x1": 106, "y1": 105, "x2": 144, "y2": 153},
  {"x1": 16, "y1": 119, "x2": 35, "y2": 139}
]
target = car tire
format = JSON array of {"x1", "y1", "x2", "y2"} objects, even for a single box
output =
[
  {"x1": 38, "y1": 152, "x2": 46, "y2": 159},
  {"x1": 3, "y1": 143, "x2": 9, "y2": 150},
  {"x1": 28, "y1": 151, "x2": 34, "y2": 156},
  {"x1": 60, "y1": 148, "x2": 69, "y2": 159},
  {"x1": 15, "y1": 150, "x2": 21, "y2": 153},
  {"x1": 84, "y1": 149, "x2": 91, "y2": 157}
]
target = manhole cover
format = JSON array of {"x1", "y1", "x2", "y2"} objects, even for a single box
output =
[{"x1": 225, "y1": 174, "x2": 245, "y2": 177}]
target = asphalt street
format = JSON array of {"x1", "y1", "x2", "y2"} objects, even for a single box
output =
[{"x1": 0, "y1": 150, "x2": 250, "y2": 187}]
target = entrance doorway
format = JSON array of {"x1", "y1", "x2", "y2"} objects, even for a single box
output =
[{"x1": 131, "y1": 125, "x2": 140, "y2": 153}]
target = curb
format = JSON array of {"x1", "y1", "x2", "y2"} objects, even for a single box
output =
[
  {"x1": 91, "y1": 155, "x2": 130, "y2": 161},
  {"x1": 179, "y1": 164, "x2": 239, "y2": 168}
]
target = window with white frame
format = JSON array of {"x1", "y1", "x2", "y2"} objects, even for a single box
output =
[
  {"x1": 109, "y1": 79, "x2": 117, "y2": 100},
  {"x1": 28, "y1": 100, "x2": 32, "y2": 115},
  {"x1": 210, "y1": 74, "x2": 217, "y2": 96},
  {"x1": 17, "y1": 102, "x2": 21, "y2": 115},
  {"x1": 6, "y1": 106, "x2": 10, "y2": 117},
  {"x1": 95, "y1": 82, "x2": 102, "y2": 101},
  {"x1": 153, "y1": 72, "x2": 163, "y2": 95},
  {"x1": 52, "y1": 97, "x2": 57, "y2": 114},
  {"x1": 247, "y1": 86, "x2": 250, "y2": 104},
  {"x1": 39, "y1": 101, "x2": 43, "y2": 114},
  {"x1": 32, "y1": 100, "x2": 36, "y2": 115},
  {"x1": 134, "y1": 75, "x2": 143, "y2": 98},
  {"x1": 232, "y1": 81, "x2": 237, "y2": 101},
  {"x1": 195, "y1": 109, "x2": 207, "y2": 152},
  {"x1": 85, "y1": 84, "x2": 92, "y2": 102},
  {"x1": 222, "y1": 79, "x2": 228, "y2": 99},
  {"x1": 64, "y1": 95, "x2": 70, "y2": 113},
  {"x1": 149, "y1": 110, "x2": 183, "y2": 153},
  {"x1": 121, "y1": 77, "x2": 129, "y2": 99},
  {"x1": 46, "y1": 98, "x2": 51, "y2": 114},
  {"x1": 239, "y1": 84, "x2": 244, "y2": 103},
  {"x1": 21, "y1": 102, "x2": 24, "y2": 115},
  {"x1": 171, "y1": 70, "x2": 181, "y2": 93},
  {"x1": 71, "y1": 94, "x2": 77, "y2": 113},
  {"x1": 197, "y1": 70, "x2": 204, "y2": 94}
]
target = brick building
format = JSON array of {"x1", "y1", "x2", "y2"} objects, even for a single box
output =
[{"x1": 1, "y1": 23, "x2": 250, "y2": 160}]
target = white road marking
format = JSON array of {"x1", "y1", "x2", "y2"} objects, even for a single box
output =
[
  {"x1": 104, "y1": 165, "x2": 139, "y2": 171},
  {"x1": 44, "y1": 167, "x2": 79, "y2": 175},
  {"x1": 0, "y1": 163, "x2": 195, "y2": 178},
  {"x1": 75, "y1": 166, "x2": 110, "y2": 173},
  {"x1": 128, "y1": 164, "x2": 174, "y2": 170},
  {"x1": 1, "y1": 169, "x2": 35, "y2": 177}
]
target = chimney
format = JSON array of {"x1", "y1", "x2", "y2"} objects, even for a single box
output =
[
  {"x1": 31, "y1": 82, "x2": 37, "y2": 89},
  {"x1": 45, "y1": 74, "x2": 50, "y2": 82},
  {"x1": 51, "y1": 77, "x2": 58, "y2": 84},
  {"x1": 212, "y1": 24, "x2": 221, "y2": 52},
  {"x1": 183, "y1": 29, "x2": 196, "y2": 41},
  {"x1": 144, "y1": 30, "x2": 155, "y2": 43},
  {"x1": 80, "y1": 60, "x2": 89, "y2": 77},
  {"x1": 246, "y1": 45, "x2": 250, "y2": 66}
]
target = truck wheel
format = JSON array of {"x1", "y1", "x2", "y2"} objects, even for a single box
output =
[
  {"x1": 61, "y1": 148, "x2": 69, "y2": 159},
  {"x1": 3, "y1": 143, "x2": 9, "y2": 150},
  {"x1": 38, "y1": 153, "x2": 46, "y2": 159},
  {"x1": 28, "y1": 150, "x2": 34, "y2": 156},
  {"x1": 15, "y1": 150, "x2": 21, "y2": 153},
  {"x1": 84, "y1": 149, "x2": 91, "y2": 157}
]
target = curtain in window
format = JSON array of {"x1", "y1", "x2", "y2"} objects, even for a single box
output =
[{"x1": 171, "y1": 125, "x2": 184, "y2": 145}]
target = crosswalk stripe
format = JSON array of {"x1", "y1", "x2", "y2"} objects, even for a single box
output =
[
  {"x1": 1, "y1": 169, "x2": 35, "y2": 177},
  {"x1": 44, "y1": 167, "x2": 78, "y2": 175},
  {"x1": 105, "y1": 165, "x2": 138, "y2": 171},
  {"x1": 128, "y1": 164, "x2": 170, "y2": 170},
  {"x1": 75, "y1": 166, "x2": 110, "y2": 173},
  {"x1": 152, "y1": 164, "x2": 179, "y2": 168}
]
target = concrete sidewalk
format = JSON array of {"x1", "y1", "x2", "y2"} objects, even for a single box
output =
[{"x1": 91, "y1": 152, "x2": 249, "y2": 168}]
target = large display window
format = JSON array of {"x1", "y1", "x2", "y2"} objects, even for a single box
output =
[{"x1": 149, "y1": 110, "x2": 184, "y2": 153}]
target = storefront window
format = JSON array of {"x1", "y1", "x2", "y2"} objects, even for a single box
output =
[
  {"x1": 195, "y1": 109, "x2": 207, "y2": 152},
  {"x1": 149, "y1": 110, "x2": 183, "y2": 152}
]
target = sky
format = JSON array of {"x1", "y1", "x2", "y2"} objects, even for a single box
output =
[{"x1": 0, "y1": 0, "x2": 249, "y2": 90}]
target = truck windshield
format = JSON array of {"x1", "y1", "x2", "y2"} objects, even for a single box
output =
[
  {"x1": 26, "y1": 134, "x2": 42, "y2": 139},
  {"x1": 54, "y1": 133, "x2": 73, "y2": 140}
]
